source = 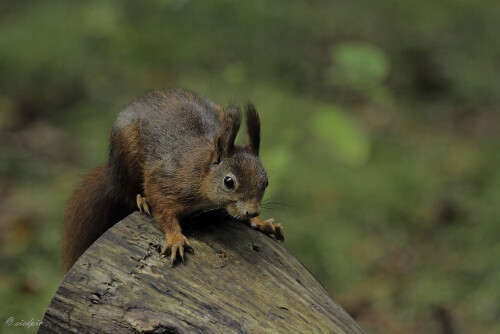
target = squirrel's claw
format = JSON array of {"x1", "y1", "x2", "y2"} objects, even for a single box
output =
[
  {"x1": 136, "y1": 194, "x2": 151, "y2": 217},
  {"x1": 179, "y1": 245, "x2": 185, "y2": 264},
  {"x1": 184, "y1": 238, "x2": 195, "y2": 254},
  {"x1": 274, "y1": 223, "x2": 284, "y2": 241},
  {"x1": 161, "y1": 234, "x2": 193, "y2": 267},
  {"x1": 170, "y1": 243, "x2": 179, "y2": 267},
  {"x1": 250, "y1": 217, "x2": 285, "y2": 242}
]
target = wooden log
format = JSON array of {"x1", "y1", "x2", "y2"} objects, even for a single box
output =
[{"x1": 39, "y1": 212, "x2": 365, "y2": 334}]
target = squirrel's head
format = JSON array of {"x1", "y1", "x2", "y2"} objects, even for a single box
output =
[{"x1": 204, "y1": 104, "x2": 268, "y2": 220}]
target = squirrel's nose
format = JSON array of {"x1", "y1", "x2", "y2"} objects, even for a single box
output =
[{"x1": 246, "y1": 211, "x2": 260, "y2": 218}]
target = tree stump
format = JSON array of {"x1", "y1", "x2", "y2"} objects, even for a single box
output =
[{"x1": 39, "y1": 212, "x2": 365, "y2": 333}]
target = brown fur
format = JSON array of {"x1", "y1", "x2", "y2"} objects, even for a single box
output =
[
  {"x1": 245, "y1": 104, "x2": 260, "y2": 155},
  {"x1": 62, "y1": 88, "x2": 276, "y2": 271},
  {"x1": 62, "y1": 164, "x2": 133, "y2": 269}
]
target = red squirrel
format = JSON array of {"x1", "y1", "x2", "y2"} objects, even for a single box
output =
[{"x1": 62, "y1": 88, "x2": 283, "y2": 271}]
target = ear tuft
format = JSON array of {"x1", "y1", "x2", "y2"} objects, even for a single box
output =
[
  {"x1": 223, "y1": 104, "x2": 242, "y2": 153},
  {"x1": 245, "y1": 104, "x2": 260, "y2": 155}
]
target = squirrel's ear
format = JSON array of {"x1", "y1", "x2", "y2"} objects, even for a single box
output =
[
  {"x1": 245, "y1": 104, "x2": 260, "y2": 155},
  {"x1": 222, "y1": 104, "x2": 242, "y2": 153}
]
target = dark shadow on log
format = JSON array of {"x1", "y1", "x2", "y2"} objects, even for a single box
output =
[{"x1": 39, "y1": 212, "x2": 365, "y2": 334}]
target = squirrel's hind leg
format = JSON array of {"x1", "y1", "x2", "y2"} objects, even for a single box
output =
[{"x1": 136, "y1": 194, "x2": 151, "y2": 217}]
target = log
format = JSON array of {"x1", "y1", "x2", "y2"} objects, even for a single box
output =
[{"x1": 39, "y1": 212, "x2": 365, "y2": 334}]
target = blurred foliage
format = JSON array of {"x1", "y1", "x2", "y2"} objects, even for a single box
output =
[
  {"x1": 312, "y1": 105, "x2": 370, "y2": 165},
  {"x1": 327, "y1": 42, "x2": 391, "y2": 104},
  {"x1": 1, "y1": 0, "x2": 499, "y2": 333}
]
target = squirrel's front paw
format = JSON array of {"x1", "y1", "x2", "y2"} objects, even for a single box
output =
[
  {"x1": 161, "y1": 233, "x2": 194, "y2": 267},
  {"x1": 250, "y1": 217, "x2": 284, "y2": 242},
  {"x1": 136, "y1": 194, "x2": 151, "y2": 217}
]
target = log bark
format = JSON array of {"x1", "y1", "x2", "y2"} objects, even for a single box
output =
[{"x1": 39, "y1": 212, "x2": 365, "y2": 334}]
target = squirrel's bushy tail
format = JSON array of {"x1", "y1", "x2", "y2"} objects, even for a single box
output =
[{"x1": 62, "y1": 164, "x2": 131, "y2": 272}]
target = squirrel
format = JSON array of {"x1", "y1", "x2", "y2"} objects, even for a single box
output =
[{"x1": 62, "y1": 88, "x2": 284, "y2": 271}]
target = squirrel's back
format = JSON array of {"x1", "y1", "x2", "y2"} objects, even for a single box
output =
[{"x1": 113, "y1": 88, "x2": 223, "y2": 152}]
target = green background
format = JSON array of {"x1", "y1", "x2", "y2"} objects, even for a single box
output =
[{"x1": 1, "y1": 1, "x2": 499, "y2": 333}]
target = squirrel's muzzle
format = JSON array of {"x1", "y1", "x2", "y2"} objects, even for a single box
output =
[{"x1": 226, "y1": 201, "x2": 261, "y2": 220}]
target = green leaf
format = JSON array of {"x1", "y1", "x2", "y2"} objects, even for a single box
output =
[
  {"x1": 331, "y1": 42, "x2": 390, "y2": 86},
  {"x1": 311, "y1": 105, "x2": 370, "y2": 166}
]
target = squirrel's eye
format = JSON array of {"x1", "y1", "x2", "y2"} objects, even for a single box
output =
[
  {"x1": 265, "y1": 180, "x2": 269, "y2": 188},
  {"x1": 224, "y1": 176, "x2": 235, "y2": 189},
  {"x1": 214, "y1": 155, "x2": 221, "y2": 165}
]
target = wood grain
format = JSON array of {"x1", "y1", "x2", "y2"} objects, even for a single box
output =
[{"x1": 39, "y1": 212, "x2": 365, "y2": 334}]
